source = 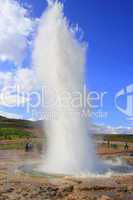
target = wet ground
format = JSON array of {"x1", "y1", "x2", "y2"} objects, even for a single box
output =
[{"x1": 0, "y1": 149, "x2": 133, "y2": 200}]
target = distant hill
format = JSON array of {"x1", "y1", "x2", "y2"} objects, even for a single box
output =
[
  {"x1": 0, "y1": 115, "x2": 44, "y2": 138},
  {"x1": 0, "y1": 115, "x2": 41, "y2": 127},
  {"x1": 0, "y1": 115, "x2": 133, "y2": 141}
]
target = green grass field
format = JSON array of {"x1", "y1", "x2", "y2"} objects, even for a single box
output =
[{"x1": 0, "y1": 127, "x2": 32, "y2": 140}]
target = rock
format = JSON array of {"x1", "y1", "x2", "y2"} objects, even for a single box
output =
[
  {"x1": 56, "y1": 185, "x2": 74, "y2": 198},
  {"x1": 66, "y1": 194, "x2": 77, "y2": 200},
  {"x1": 62, "y1": 185, "x2": 74, "y2": 193},
  {"x1": 5, "y1": 187, "x2": 14, "y2": 193},
  {"x1": 0, "y1": 194, "x2": 10, "y2": 200},
  {"x1": 98, "y1": 195, "x2": 113, "y2": 200},
  {"x1": 21, "y1": 191, "x2": 29, "y2": 197},
  {"x1": 128, "y1": 185, "x2": 133, "y2": 191}
]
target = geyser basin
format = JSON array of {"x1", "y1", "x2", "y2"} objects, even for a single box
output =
[{"x1": 19, "y1": 156, "x2": 133, "y2": 177}]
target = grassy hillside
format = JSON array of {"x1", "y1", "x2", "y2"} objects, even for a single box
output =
[
  {"x1": 0, "y1": 127, "x2": 32, "y2": 139},
  {"x1": 0, "y1": 116, "x2": 43, "y2": 139},
  {"x1": 0, "y1": 116, "x2": 42, "y2": 128}
]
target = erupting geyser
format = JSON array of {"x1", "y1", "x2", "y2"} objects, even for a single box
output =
[{"x1": 33, "y1": 0, "x2": 104, "y2": 175}]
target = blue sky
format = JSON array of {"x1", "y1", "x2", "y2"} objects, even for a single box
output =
[{"x1": 0, "y1": 0, "x2": 133, "y2": 128}]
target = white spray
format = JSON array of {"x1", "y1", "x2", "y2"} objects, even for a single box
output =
[{"x1": 33, "y1": 1, "x2": 104, "y2": 175}]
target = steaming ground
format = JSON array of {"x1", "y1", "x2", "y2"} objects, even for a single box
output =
[
  {"x1": 33, "y1": 0, "x2": 106, "y2": 175},
  {"x1": 24, "y1": 157, "x2": 133, "y2": 177},
  {"x1": 19, "y1": 151, "x2": 133, "y2": 177}
]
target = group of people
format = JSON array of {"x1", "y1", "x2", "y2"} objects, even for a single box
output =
[
  {"x1": 25, "y1": 142, "x2": 33, "y2": 152},
  {"x1": 25, "y1": 141, "x2": 43, "y2": 153}
]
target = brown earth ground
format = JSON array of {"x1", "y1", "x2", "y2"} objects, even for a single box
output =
[{"x1": 0, "y1": 145, "x2": 133, "y2": 200}]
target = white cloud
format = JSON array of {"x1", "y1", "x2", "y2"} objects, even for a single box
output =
[
  {"x1": 0, "y1": 110, "x2": 23, "y2": 119},
  {"x1": 0, "y1": 68, "x2": 37, "y2": 92},
  {"x1": 0, "y1": 0, "x2": 38, "y2": 118},
  {"x1": 0, "y1": 0, "x2": 35, "y2": 64},
  {"x1": 15, "y1": 68, "x2": 37, "y2": 92},
  {"x1": 0, "y1": 68, "x2": 37, "y2": 107}
]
